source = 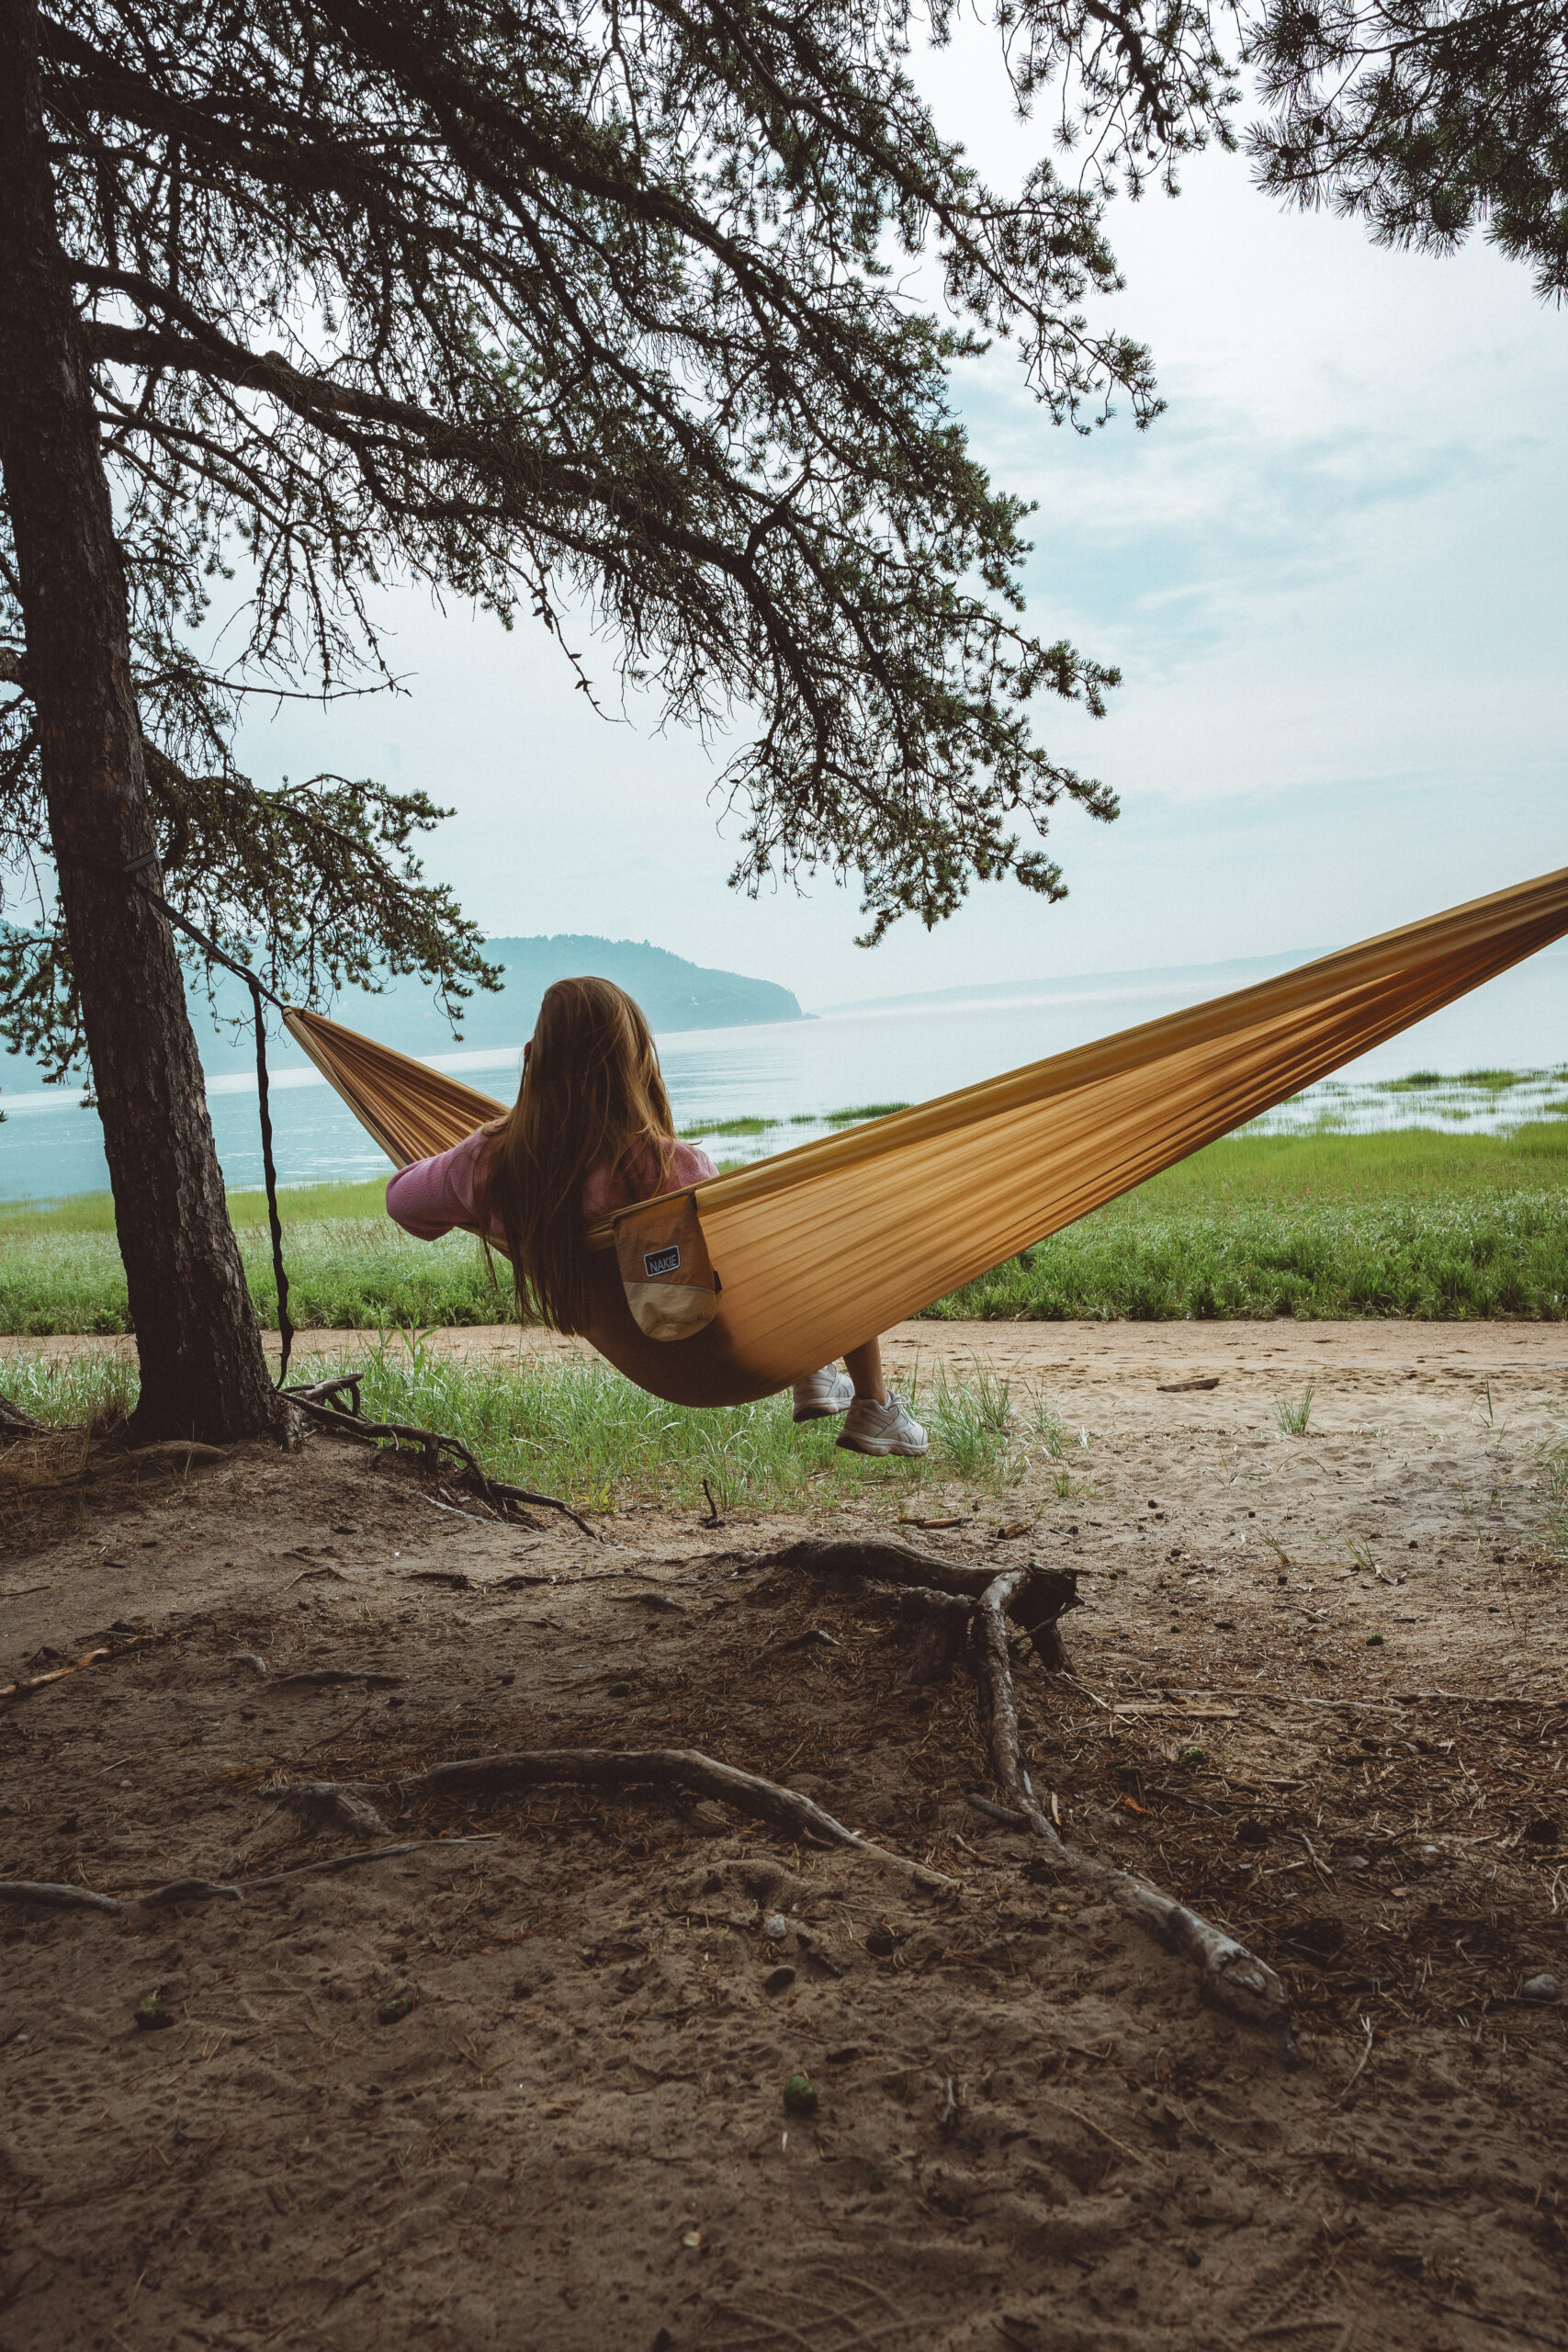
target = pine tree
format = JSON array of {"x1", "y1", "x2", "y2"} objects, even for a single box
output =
[{"x1": 1, "y1": 0, "x2": 1148, "y2": 1437}]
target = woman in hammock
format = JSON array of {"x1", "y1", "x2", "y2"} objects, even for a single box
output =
[{"x1": 385, "y1": 976, "x2": 928, "y2": 1456}]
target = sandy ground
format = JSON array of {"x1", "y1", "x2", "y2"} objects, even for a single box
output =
[{"x1": 2, "y1": 1323, "x2": 1565, "y2": 2351}]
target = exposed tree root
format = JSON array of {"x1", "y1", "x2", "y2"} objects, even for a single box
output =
[
  {"x1": 0, "y1": 1837, "x2": 495, "y2": 1916},
  {"x1": 94, "y1": 1439, "x2": 228, "y2": 1478},
  {"x1": 0, "y1": 1423, "x2": 225, "y2": 1498},
  {"x1": 969, "y1": 1567, "x2": 1292, "y2": 2035},
  {"x1": 289, "y1": 1747, "x2": 958, "y2": 1892},
  {"x1": 284, "y1": 1374, "x2": 597, "y2": 1538},
  {"x1": 733, "y1": 1537, "x2": 1290, "y2": 2033},
  {"x1": 1, "y1": 1519, "x2": 1287, "y2": 2028},
  {"x1": 0, "y1": 1880, "x2": 122, "y2": 1914},
  {"x1": 727, "y1": 1535, "x2": 1080, "y2": 1671}
]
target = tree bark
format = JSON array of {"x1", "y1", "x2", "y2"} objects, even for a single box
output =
[{"x1": 0, "y1": 0, "x2": 275, "y2": 1440}]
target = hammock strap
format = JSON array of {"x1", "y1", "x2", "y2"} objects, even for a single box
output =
[{"x1": 56, "y1": 850, "x2": 295, "y2": 1386}]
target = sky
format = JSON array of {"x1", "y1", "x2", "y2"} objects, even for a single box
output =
[{"x1": 233, "y1": 31, "x2": 1568, "y2": 1018}]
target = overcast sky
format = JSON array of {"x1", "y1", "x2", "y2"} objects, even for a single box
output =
[{"x1": 235, "y1": 34, "x2": 1567, "y2": 1016}]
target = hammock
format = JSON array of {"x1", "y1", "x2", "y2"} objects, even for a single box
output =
[{"x1": 284, "y1": 865, "x2": 1568, "y2": 1408}]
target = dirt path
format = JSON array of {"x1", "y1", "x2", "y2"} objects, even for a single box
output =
[{"x1": 1, "y1": 1330, "x2": 1564, "y2": 2349}]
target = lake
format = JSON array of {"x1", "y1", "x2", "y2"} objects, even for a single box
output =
[{"x1": 3, "y1": 944, "x2": 1565, "y2": 1204}]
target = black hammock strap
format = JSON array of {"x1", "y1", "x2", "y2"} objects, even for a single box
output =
[{"x1": 57, "y1": 850, "x2": 295, "y2": 1386}]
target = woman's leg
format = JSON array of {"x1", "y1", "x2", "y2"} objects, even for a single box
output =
[{"x1": 843, "y1": 1338, "x2": 888, "y2": 1406}]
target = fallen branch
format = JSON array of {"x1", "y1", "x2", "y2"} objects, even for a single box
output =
[
  {"x1": 290, "y1": 1747, "x2": 957, "y2": 1892},
  {"x1": 0, "y1": 1393, "x2": 44, "y2": 1435},
  {"x1": 284, "y1": 1375, "x2": 596, "y2": 1539},
  {"x1": 0, "y1": 1836, "x2": 495, "y2": 1917},
  {"x1": 971, "y1": 1567, "x2": 1291, "y2": 2035}
]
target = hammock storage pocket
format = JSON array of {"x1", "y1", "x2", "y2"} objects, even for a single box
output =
[{"x1": 613, "y1": 1192, "x2": 720, "y2": 1341}]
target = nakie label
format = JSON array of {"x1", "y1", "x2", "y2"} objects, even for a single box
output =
[{"x1": 643, "y1": 1244, "x2": 682, "y2": 1278}]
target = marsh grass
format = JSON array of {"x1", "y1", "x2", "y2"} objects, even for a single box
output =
[{"x1": 0, "y1": 1334, "x2": 1081, "y2": 1515}]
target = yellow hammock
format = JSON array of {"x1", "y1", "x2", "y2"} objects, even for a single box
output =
[{"x1": 284, "y1": 865, "x2": 1568, "y2": 1408}]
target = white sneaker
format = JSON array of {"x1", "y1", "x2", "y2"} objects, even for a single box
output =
[
  {"x1": 793, "y1": 1365, "x2": 855, "y2": 1422},
  {"x1": 836, "y1": 1391, "x2": 929, "y2": 1457}
]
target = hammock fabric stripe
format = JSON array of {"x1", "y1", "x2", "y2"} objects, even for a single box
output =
[{"x1": 283, "y1": 865, "x2": 1568, "y2": 1399}]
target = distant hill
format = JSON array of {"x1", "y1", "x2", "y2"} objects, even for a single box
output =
[
  {"x1": 0, "y1": 933, "x2": 804, "y2": 1094},
  {"x1": 428, "y1": 937, "x2": 804, "y2": 1050}
]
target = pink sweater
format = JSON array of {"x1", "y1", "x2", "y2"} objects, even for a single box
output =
[{"x1": 385, "y1": 1126, "x2": 718, "y2": 1242}]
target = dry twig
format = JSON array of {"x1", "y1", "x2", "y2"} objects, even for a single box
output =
[{"x1": 0, "y1": 1632, "x2": 166, "y2": 1708}]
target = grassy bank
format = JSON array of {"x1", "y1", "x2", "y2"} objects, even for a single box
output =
[
  {"x1": 0, "y1": 1340, "x2": 1077, "y2": 1514},
  {"x1": 933, "y1": 1123, "x2": 1568, "y2": 1322},
  {"x1": 4, "y1": 1121, "x2": 1567, "y2": 1336}
]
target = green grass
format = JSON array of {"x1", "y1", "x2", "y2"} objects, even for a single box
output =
[
  {"x1": 5, "y1": 1121, "x2": 1568, "y2": 1336},
  {"x1": 931, "y1": 1123, "x2": 1568, "y2": 1324},
  {"x1": 1538, "y1": 1427, "x2": 1568, "y2": 1564},
  {"x1": 0, "y1": 1218, "x2": 503, "y2": 1337},
  {"x1": 0, "y1": 1175, "x2": 395, "y2": 1236},
  {"x1": 0, "y1": 1336, "x2": 1066, "y2": 1514},
  {"x1": 1274, "y1": 1385, "x2": 1315, "y2": 1436}
]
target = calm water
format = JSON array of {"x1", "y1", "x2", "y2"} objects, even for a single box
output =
[{"x1": 3, "y1": 944, "x2": 1565, "y2": 1204}]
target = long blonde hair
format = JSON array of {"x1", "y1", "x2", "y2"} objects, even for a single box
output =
[{"x1": 477, "y1": 977, "x2": 676, "y2": 1333}]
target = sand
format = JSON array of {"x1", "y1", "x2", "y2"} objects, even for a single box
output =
[{"x1": 2, "y1": 1321, "x2": 1564, "y2": 2350}]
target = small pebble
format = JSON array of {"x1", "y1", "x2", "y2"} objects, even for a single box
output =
[
  {"x1": 762, "y1": 1965, "x2": 796, "y2": 1996},
  {"x1": 1343, "y1": 1856, "x2": 1371, "y2": 1873},
  {"x1": 1521, "y1": 1973, "x2": 1561, "y2": 2005},
  {"x1": 763, "y1": 1914, "x2": 788, "y2": 1942}
]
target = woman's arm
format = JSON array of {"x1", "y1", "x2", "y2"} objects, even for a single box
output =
[{"x1": 385, "y1": 1129, "x2": 491, "y2": 1240}]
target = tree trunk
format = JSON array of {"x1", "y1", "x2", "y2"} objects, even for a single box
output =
[{"x1": 0, "y1": 0, "x2": 276, "y2": 1442}]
